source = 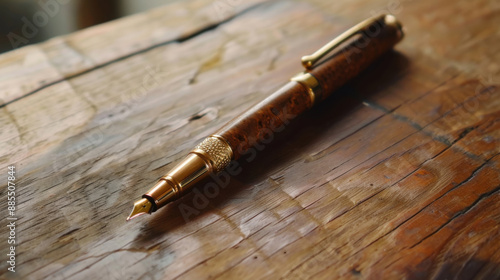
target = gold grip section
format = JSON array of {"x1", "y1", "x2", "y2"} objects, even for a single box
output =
[
  {"x1": 144, "y1": 135, "x2": 233, "y2": 209},
  {"x1": 192, "y1": 135, "x2": 233, "y2": 173}
]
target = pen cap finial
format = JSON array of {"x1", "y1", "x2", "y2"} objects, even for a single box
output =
[{"x1": 383, "y1": 14, "x2": 404, "y2": 39}]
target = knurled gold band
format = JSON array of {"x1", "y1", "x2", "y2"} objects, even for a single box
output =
[{"x1": 192, "y1": 135, "x2": 233, "y2": 173}]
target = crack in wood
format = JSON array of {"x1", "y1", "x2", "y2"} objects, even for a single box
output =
[
  {"x1": 338, "y1": 153, "x2": 500, "y2": 269},
  {"x1": 410, "y1": 184, "x2": 500, "y2": 249},
  {"x1": 0, "y1": 2, "x2": 266, "y2": 109}
]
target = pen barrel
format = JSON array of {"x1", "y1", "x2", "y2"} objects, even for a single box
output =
[
  {"x1": 215, "y1": 81, "x2": 312, "y2": 160},
  {"x1": 215, "y1": 15, "x2": 403, "y2": 160}
]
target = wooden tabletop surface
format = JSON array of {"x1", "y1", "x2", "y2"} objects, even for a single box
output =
[{"x1": 1, "y1": 0, "x2": 499, "y2": 279}]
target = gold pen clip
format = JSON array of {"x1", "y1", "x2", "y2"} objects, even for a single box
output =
[{"x1": 301, "y1": 14, "x2": 401, "y2": 69}]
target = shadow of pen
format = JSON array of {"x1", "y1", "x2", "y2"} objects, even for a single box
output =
[{"x1": 132, "y1": 50, "x2": 410, "y2": 245}]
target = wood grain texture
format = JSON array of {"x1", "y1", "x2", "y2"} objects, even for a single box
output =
[{"x1": 0, "y1": 0, "x2": 499, "y2": 279}]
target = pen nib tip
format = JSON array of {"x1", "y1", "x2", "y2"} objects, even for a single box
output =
[{"x1": 127, "y1": 198, "x2": 153, "y2": 221}]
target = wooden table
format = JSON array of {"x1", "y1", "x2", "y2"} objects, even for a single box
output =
[{"x1": 1, "y1": 0, "x2": 499, "y2": 279}]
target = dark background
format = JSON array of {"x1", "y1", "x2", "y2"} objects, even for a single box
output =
[{"x1": 0, "y1": 0, "x2": 177, "y2": 54}]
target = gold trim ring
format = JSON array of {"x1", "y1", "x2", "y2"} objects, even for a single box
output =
[{"x1": 291, "y1": 72, "x2": 322, "y2": 106}]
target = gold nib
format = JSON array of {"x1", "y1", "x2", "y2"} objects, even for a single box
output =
[{"x1": 127, "y1": 198, "x2": 153, "y2": 221}]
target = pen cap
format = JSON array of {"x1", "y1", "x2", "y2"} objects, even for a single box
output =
[{"x1": 309, "y1": 14, "x2": 404, "y2": 102}]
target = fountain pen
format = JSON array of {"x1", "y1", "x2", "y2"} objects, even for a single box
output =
[{"x1": 127, "y1": 14, "x2": 404, "y2": 220}]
